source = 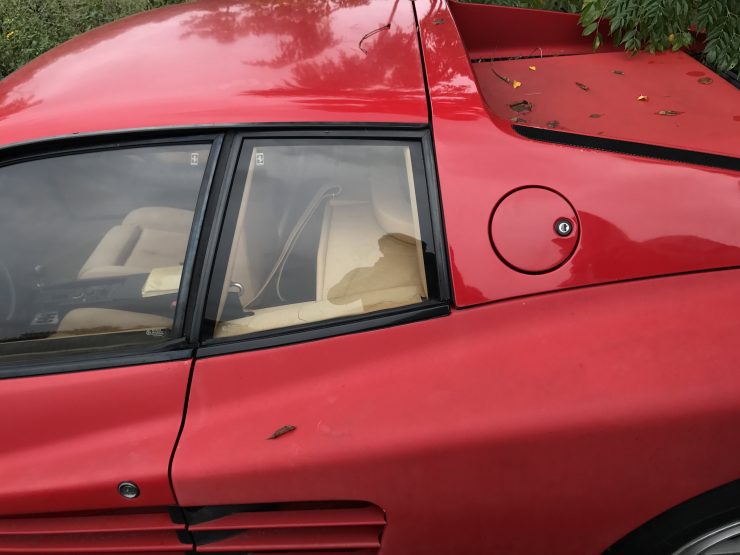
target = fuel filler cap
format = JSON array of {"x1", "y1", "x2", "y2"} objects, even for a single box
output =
[{"x1": 490, "y1": 186, "x2": 579, "y2": 273}]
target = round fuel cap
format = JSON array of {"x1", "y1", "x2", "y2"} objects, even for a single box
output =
[{"x1": 490, "y1": 186, "x2": 579, "y2": 273}]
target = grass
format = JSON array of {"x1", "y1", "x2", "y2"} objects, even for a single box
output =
[{"x1": 0, "y1": 0, "x2": 186, "y2": 79}]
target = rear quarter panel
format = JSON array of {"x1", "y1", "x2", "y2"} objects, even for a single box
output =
[{"x1": 172, "y1": 270, "x2": 740, "y2": 554}]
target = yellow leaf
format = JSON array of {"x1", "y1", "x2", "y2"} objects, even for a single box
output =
[
  {"x1": 637, "y1": 95, "x2": 649, "y2": 101},
  {"x1": 668, "y1": 33, "x2": 675, "y2": 44},
  {"x1": 512, "y1": 80, "x2": 522, "y2": 89},
  {"x1": 5, "y1": 31, "x2": 15, "y2": 40},
  {"x1": 529, "y1": 65, "x2": 537, "y2": 71}
]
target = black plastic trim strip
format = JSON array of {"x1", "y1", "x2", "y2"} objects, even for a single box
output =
[
  {"x1": 471, "y1": 52, "x2": 600, "y2": 63},
  {"x1": 0, "y1": 123, "x2": 428, "y2": 156},
  {"x1": 170, "y1": 135, "x2": 223, "y2": 339},
  {"x1": 421, "y1": 129, "x2": 452, "y2": 303},
  {"x1": 0, "y1": 133, "x2": 221, "y2": 168},
  {"x1": 197, "y1": 302, "x2": 450, "y2": 358},
  {"x1": 182, "y1": 132, "x2": 239, "y2": 344},
  {"x1": 0, "y1": 346, "x2": 193, "y2": 380},
  {"x1": 513, "y1": 125, "x2": 740, "y2": 171}
]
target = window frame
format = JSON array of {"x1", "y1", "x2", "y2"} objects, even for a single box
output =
[
  {"x1": 0, "y1": 125, "x2": 452, "y2": 376},
  {"x1": 197, "y1": 128, "x2": 451, "y2": 358},
  {"x1": 0, "y1": 132, "x2": 224, "y2": 378}
]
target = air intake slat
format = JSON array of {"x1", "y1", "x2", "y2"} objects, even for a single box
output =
[
  {"x1": 0, "y1": 531, "x2": 187, "y2": 553},
  {"x1": 0, "y1": 512, "x2": 181, "y2": 536},
  {"x1": 187, "y1": 502, "x2": 385, "y2": 554},
  {"x1": 0, "y1": 508, "x2": 188, "y2": 554},
  {"x1": 244, "y1": 549, "x2": 378, "y2": 555},
  {"x1": 227, "y1": 552, "x2": 378, "y2": 555},
  {"x1": 195, "y1": 525, "x2": 381, "y2": 552},
  {"x1": 189, "y1": 506, "x2": 385, "y2": 532}
]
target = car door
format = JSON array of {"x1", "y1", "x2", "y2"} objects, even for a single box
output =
[
  {"x1": 0, "y1": 134, "x2": 222, "y2": 553},
  {"x1": 169, "y1": 129, "x2": 451, "y2": 552}
]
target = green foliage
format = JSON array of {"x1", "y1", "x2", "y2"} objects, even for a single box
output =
[
  {"x1": 466, "y1": 0, "x2": 739, "y2": 73},
  {"x1": 1, "y1": 0, "x2": 737, "y2": 79},
  {"x1": 471, "y1": 0, "x2": 581, "y2": 10},
  {"x1": 0, "y1": 0, "x2": 185, "y2": 79}
]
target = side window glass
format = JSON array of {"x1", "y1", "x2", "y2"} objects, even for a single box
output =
[
  {"x1": 0, "y1": 143, "x2": 211, "y2": 357},
  {"x1": 208, "y1": 141, "x2": 434, "y2": 339}
]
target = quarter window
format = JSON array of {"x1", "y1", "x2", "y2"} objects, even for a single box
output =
[
  {"x1": 207, "y1": 141, "x2": 435, "y2": 339},
  {"x1": 0, "y1": 143, "x2": 211, "y2": 358}
]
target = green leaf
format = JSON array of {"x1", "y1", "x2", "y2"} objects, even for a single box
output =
[{"x1": 583, "y1": 21, "x2": 599, "y2": 36}]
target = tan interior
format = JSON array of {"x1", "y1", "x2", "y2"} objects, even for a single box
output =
[
  {"x1": 215, "y1": 197, "x2": 427, "y2": 337},
  {"x1": 53, "y1": 207, "x2": 192, "y2": 336},
  {"x1": 215, "y1": 145, "x2": 428, "y2": 338},
  {"x1": 78, "y1": 207, "x2": 193, "y2": 280},
  {"x1": 54, "y1": 308, "x2": 171, "y2": 337},
  {"x1": 56, "y1": 146, "x2": 428, "y2": 340}
]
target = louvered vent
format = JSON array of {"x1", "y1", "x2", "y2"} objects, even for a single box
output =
[
  {"x1": 186, "y1": 501, "x2": 386, "y2": 554},
  {"x1": 0, "y1": 508, "x2": 189, "y2": 554}
]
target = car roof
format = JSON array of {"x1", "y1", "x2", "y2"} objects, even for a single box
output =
[{"x1": 0, "y1": 0, "x2": 428, "y2": 149}]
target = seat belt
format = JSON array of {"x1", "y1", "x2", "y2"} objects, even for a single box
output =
[{"x1": 243, "y1": 184, "x2": 342, "y2": 309}]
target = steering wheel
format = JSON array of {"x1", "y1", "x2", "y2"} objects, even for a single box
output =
[{"x1": 0, "y1": 260, "x2": 16, "y2": 322}]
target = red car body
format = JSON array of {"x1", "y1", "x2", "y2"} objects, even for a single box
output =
[{"x1": 0, "y1": 1, "x2": 738, "y2": 554}]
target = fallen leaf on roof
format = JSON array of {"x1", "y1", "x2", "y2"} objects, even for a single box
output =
[
  {"x1": 511, "y1": 116, "x2": 527, "y2": 123},
  {"x1": 267, "y1": 425, "x2": 296, "y2": 440},
  {"x1": 547, "y1": 120, "x2": 560, "y2": 129},
  {"x1": 613, "y1": 70, "x2": 624, "y2": 75},
  {"x1": 512, "y1": 80, "x2": 522, "y2": 89},
  {"x1": 589, "y1": 114, "x2": 603, "y2": 118},
  {"x1": 529, "y1": 65, "x2": 537, "y2": 71},
  {"x1": 657, "y1": 110, "x2": 682, "y2": 116},
  {"x1": 698, "y1": 77, "x2": 713, "y2": 85},
  {"x1": 637, "y1": 95, "x2": 649, "y2": 101},
  {"x1": 576, "y1": 82, "x2": 590, "y2": 91},
  {"x1": 509, "y1": 100, "x2": 533, "y2": 113}
]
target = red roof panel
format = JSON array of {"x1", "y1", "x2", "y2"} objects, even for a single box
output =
[{"x1": 0, "y1": 0, "x2": 428, "y2": 148}]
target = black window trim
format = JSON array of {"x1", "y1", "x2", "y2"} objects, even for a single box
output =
[
  {"x1": 196, "y1": 128, "x2": 451, "y2": 359},
  {"x1": 0, "y1": 133, "x2": 225, "y2": 379},
  {"x1": 0, "y1": 124, "x2": 452, "y2": 377}
]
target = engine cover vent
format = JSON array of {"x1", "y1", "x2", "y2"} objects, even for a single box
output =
[{"x1": 185, "y1": 501, "x2": 385, "y2": 553}]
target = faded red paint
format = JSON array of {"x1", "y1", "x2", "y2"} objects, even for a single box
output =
[{"x1": 0, "y1": 1, "x2": 738, "y2": 554}]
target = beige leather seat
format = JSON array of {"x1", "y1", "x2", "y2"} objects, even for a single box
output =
[
  {"x1": 58, "y1": 173, "x2": 428, "y2": 339},
  {"x1": 54, "y1": 308, "x2": 171, "y2": 337},
  {"x1": 53, "y1": 207, "x2": 192, "y2": 337},
  {"x1": 216, "y1": 192, "x2": 428, "y2": 337},
  {"x1": 79, "y1": 207, "x2": 193, "y2": 280}
]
